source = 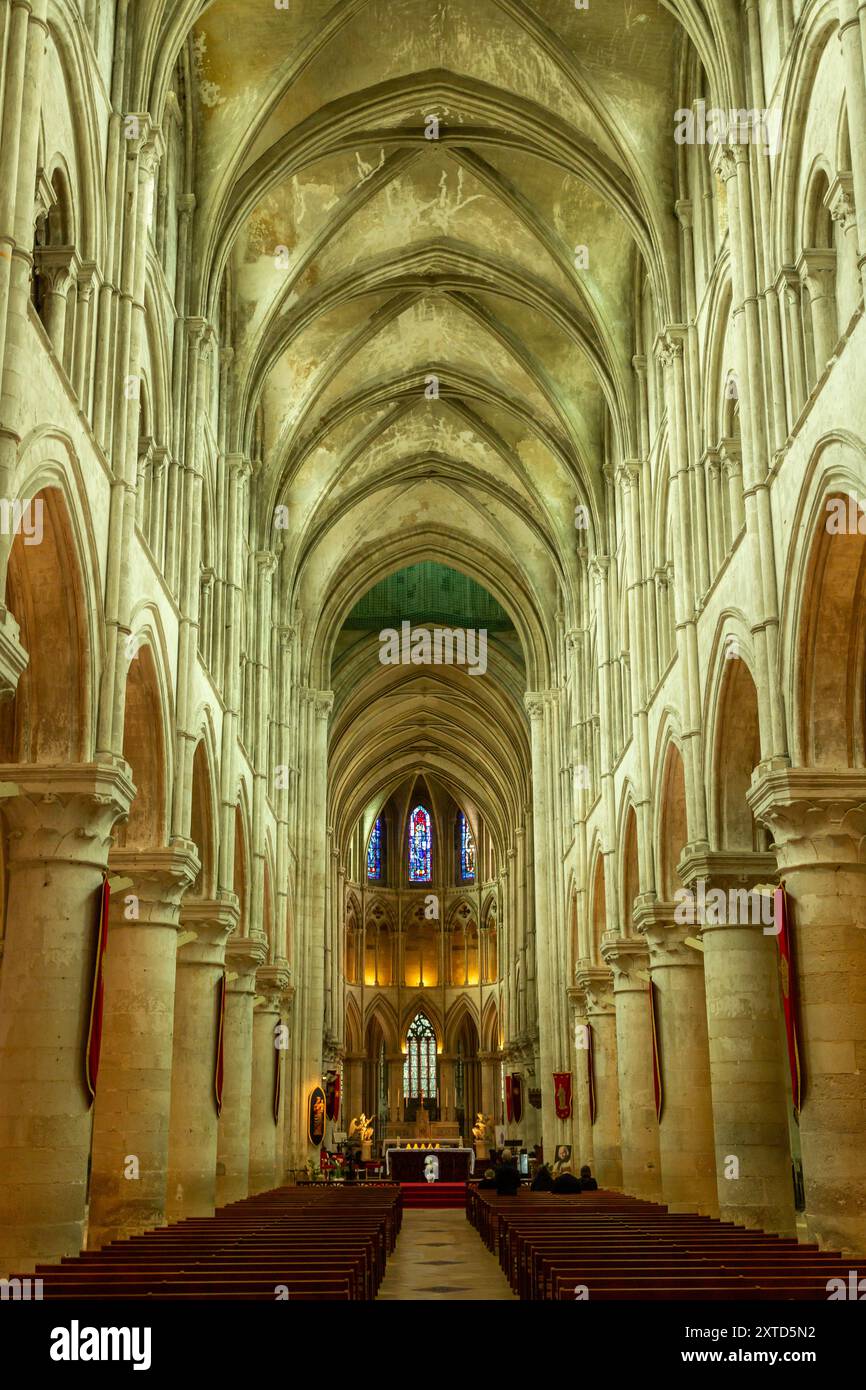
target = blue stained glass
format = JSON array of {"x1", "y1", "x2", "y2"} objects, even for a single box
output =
[
  {"x1": 408, "y1": 805, "x2": 432, "y2": 882},
  {"x1": 460, "y1": 812, "x2": 476, "y2": 880},
  {"x1": 367, "y1": 819, "x2": 382, "y2": 880}
]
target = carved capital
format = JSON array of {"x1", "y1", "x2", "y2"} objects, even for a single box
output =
[
  {"x1": 747, "y1": 768, "x2": 866, "y2": 872},
  {"x1": 0, "y1": 760, "x2": 135, "y2": 867}
]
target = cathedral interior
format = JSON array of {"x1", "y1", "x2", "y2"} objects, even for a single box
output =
[{"x1": 0, "y1": 0, "x2": 865, "y2": 1329}]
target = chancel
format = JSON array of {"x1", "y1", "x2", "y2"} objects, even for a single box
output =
[{"x1": 0, "y1": 0, "x2": 865, "y2": 1321}]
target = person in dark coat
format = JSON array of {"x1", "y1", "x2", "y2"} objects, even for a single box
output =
[
  {"x1": 551, "y1": 1165, "x2": 582, "y2": 1194},
  {"x1": 494, "y1": 1148, "x2": 521, "y2": 1196},
  {"x1": 579, "y1": 1164, "x2": 598, "y2": 1191},
  {"x1": 531, "y1": 1163, "x2": 553, "y2": 1192}
]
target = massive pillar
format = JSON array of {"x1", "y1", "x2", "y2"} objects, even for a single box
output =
[
  {"x1": 165, "y1": 898, "x2": 237, "y2": 1221},
  {"x1": 749, "y1": 771, "x2": 866, "y2": 1254},
  {"x1": 575, "y1": 965, "x2": 622, "y2": 1188},
  {"x1": 215, "y1": 933, "x2": 267, "y2": 1206},
  {"x1": 87, "y1": 843, "x2": 199, "y2": 1248},
  {"x1": 635, "y1": 900, "x2": 718, "y2": 1215},
  {"x1": 680, "y1": 849, "x2": 796, "y2": 1235},
  {"x1": 249, "y1": 965, "x2": 289, "y2": 1194},
  {"x1": 601, "y1": 935, "x2": 662, "y2": 1201},
  {"x1": 0, "y1": 762, "x2": 133, "y2": 1275}
]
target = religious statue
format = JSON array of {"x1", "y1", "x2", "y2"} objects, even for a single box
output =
[
  {"x1": 472, "y1": 1112, "x2": 494, "y2": 1160},
  {"x1": 423, "y1": 1153, "x2": 440, "y2": 1184},
  {"x1": 348, "y1": 1112, "x2": 376, "y2": 1160}
]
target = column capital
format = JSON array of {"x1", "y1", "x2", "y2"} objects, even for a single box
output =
[
  {"x1": 796, "y1": 247, "x2": 837, "y2": 294},
  {"x1": 677, "y1": 847, "x2": 778, "y2": 891},
  {"x1": 0, "y1": 759, "x2": 135, "y2": 866},
  {"x1": 654, "y1": 326, "x2": 687, "y2": 366},
  {"x1": 257, "y1": 962, "x2": 292, "y2": 1000},
  {"x1": 825, "y1": 173, "x2": 855, "y2": 231},
  {"x1": 226, "y1": 930, "x2": 269, "y2": 981},
  {"x1": 300, "y1": 688, "x2": 334, "y2": 720},
  {"x1": 600, "y1": 933, "x2": 650, "y2": 990},
  {"x1": 34, "y1": 244, "x2": 78, "y2": 295},
  {"x1": 178, "y1": 895, "x2": 239, "y2": 962},
  {"x1": 107, "y1": 841, "x2": 201, "y2": 927},
  {"x1": 632, "y1": 897, "x2": 701, "y2": 967},
  {"x1": 616, "y1": 459, "x2": 642, "y2": 491},
  {"x1": 0, "y1": 605, "x2": 28, "y2": 701},
  {"x1": 574, "y1": 964, "x2": 615, "y2": 1013},
  {"x1": 747, "y1": 767, "x2": 866, "y2": 870}
]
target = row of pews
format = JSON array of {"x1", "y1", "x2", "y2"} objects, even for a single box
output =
[
  {"x1": 466, "y1": 1187, "x2": 854, "y2": 1300},
  {"x1": 19, "y1": 1185, "x2": 403, "y2": 1300}
]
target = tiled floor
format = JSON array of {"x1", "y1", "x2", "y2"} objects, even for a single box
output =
[{"x1": 377, "y1": 1209, "x2": 516, "y2": 1300}]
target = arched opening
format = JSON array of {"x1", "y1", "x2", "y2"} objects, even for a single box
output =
[
  {"x1": 714, "y1": 657, "x2": 766, "y2": 850},
  {"x1": 114, "y1": 642, "x2": 166, "y2": 850},
  {"x1": 403, "y1": 1011, "x2": 437, "y2": 1123},
  {"x1": 622, "y1": 805, "x2": 640, "y2": 931},
  {"x1": 797, "y1": 495, "x2": 866, "y2": 766},
  {"x1": 188, "y1": 740, "x2": 216, "y2": 900},
  {"x1": 1, "y1": 487, "x2": 88, "y2": 764},
  {"x1": 658, "y1": 742, "x2": 688, "y2": 900}
]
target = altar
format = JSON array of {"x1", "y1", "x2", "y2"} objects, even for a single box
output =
[{"x1": 384, "y1": 1146, "x2": 475, "y2": 1181}]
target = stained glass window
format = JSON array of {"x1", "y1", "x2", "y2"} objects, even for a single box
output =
[
  {"x1": 408, "y1": 804, "x2": 431, "y2": 882},
  {"x1": 403, "y1": 1012, "x2": 437, "y2": 1099},
  {"x1": 367, "y1": 818, "x2": 382, "y2": 880},
  {"x1": 459, "y1": 812, "x2": 476, "y2": 880}
]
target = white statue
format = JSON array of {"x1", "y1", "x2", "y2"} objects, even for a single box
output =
[{"x1": 423, "y1": 1153, "x2": 440, "y2": 1184}]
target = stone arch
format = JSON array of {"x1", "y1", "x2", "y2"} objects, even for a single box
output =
[
  {"x1": 114, "y1": 642, "x2": 168, "y2": 850},
  {"x1": 232, "y1": 790, "x2": 251, "y2": 932},
  {"x1": 0, "y1": 487, "x2": 91, "y2": 764},
  {"x1": 589, "y1": 843, "x2": 607, "y2": 963},
  {"x1": 345, "y1": 992, "x2": 363, "y2": 1054},
  {"x1": 619, "y1": 797, "x2": 640, "y2": 933},
  {"x1": 188, "y1": 734, "x2": 219, "y2": 900},
  {"x1": 444, "y1": 995, "x2": 480, "y2": 1053},
  {"x1": 656, "y1": 736, "x2": 689, "y2": 901}
]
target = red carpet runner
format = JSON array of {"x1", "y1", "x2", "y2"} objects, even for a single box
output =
[{"x1": 400, "y1": 1182, "x2": 466, "y2": 1209}]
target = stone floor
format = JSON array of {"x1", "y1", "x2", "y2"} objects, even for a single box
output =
[{"x1": 377, "y1": 1208, "x2": 516, "y2": 1300}]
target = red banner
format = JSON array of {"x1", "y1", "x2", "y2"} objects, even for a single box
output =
[
  {"x1": 325, "y1": 1069, "x2": 341, "y2": 1122},
  {"x1": 84, "y1": 876, "x2": 110, "y2": 1103},
  {"x1": 511, "y1": 1073, "x2": 523, "y2": 1125},
  {"x1": 505, "y1": 1073, "x2": 513, "y2": 1123},
  {"x1": 553, "y1": 1072, "x2": 572, "y2": 1120},
  {"x1": 775, "y1": 885, "x2": 802, "y2": 1116},
  {"x1": 214, "y1": 972, "x2": 226, "y2": 1116},
  {"x1": 273, "y1": 1032, "x2": 282, "y2": 1126},
  {"x1": 648, "y1": 979, "x2": 663, "y2": 1122},
  {"x1": 586, "y1": 1024, "x2": 596, "y2": 1125}
]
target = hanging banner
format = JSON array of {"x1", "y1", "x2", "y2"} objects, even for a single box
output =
[
  {"x1": 648, "y1": 979, "x2": 663, "y2": 1123},
  {"x1": 84, "y1": 875, "x2": 111, "y2": 1104},
  {"x1": 775, "y1": 884, "x2": 802, "y2": 1117},
  {"x1": 273, "y1": 1035, "x2": 282, "y2": 1126},
  {"x1": 553, "y1": 1072, "x2": 572, "y2": 1120},
  {"x1": 505, "y1": 1073, "x2": 513, "y2": 1123},
  {"x1": 511, "y1": 1073, "x2": 523, "y2": 1125},
  {"x1": 214, "y1": 972, "x2": 226, "y2": 1117},
  {"x1": 586, "y1": 1024, "x2": 596, "y2": 1125},
  {"x1": 308, "y1": 1086, "x2": 326, "y2": 1146},
  {"x1": 325, "y1": 1069, "x2": 341, "y2": 1122}
]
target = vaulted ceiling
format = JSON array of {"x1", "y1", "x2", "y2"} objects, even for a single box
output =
[{"x1": 153, "y1": 0, "x2": 713, "y2": 862}]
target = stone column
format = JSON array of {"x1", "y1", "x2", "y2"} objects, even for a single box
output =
[
  {"x1": 274, "y1": 983, "x2": 294, "y2": 1184},
  {"x1": 679, "y1": 849, "x2": 796, "y2": 1235},
  {"x1": 165, "y1": 897, "x2": 237, "y2": 1221},
  {"x1": 748, "y1": 770, "x2": 866, "y2": 1254},
  {"x1": 635, "y1": 899, "x2": 718, "y2": 1215},
  {"x1": 575, "y1": 965, "x2": 622, "y2": 1187},
  {"x1": 478, "y1": 1051, "x2": 499, "y2": 1122},
  {"x1": 797, "y1": 250, "x2": 838, "y2": 375},
  {"x1": 0, "y1": 760, "x2": 134, "y2": 1276},
  {"x1": 87, "y1": 842, "x2": 199, "y2": 1248},
  {"x1": 215, "y1": 932, "x2": 267, "y2": 1206},
  {"x1": 249, "y1": 965, "x2": 289, "y2": 1195},
  {"x1": 601, "y1": 934, "x2": 662, "y2": 1200},
  {"x1": 567, "y1": 986, "x2": 593, "y2": 1172}
]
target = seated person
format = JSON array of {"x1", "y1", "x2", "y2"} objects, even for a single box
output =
[
  {"x1": 494, "y1": 1148, "x2": 522, "y2": 1196},
  {"x1": 579, "y1": 1164, "x2": 598, "y2": 1191},
  {"x1": 551, "y1": 1164, "x2": 582, "y2": 1194},
  {"x1": 477, "y1": 1167, "x2": 497, "y2": 1190},
  {"x1": 530, "y1": 1163, "x2": 553, "y2": 1192}
]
